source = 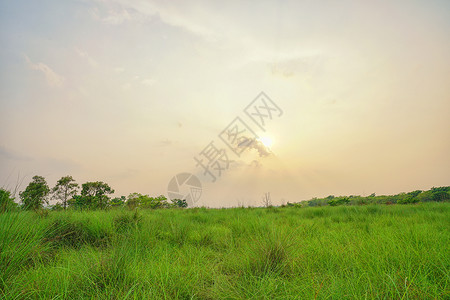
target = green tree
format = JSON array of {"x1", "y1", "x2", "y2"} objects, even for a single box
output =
[
  {"x1": 80, "y1": 181, "x2": 114, "y2": 209},
  {"x1": 171, "y1": 198, "x2": 188, "y2": 208},
  {"x1": 141, "y1": 195, "x2": 170, "y2": 209},
  {"x1": 407, "y1": 190, "x2": 422, "y2": 198},
  {"x1": 328, "y1": 196, "x2": 350, "y2": 206},
  {"x1": 126, "y1": 193, "x2": 171, "y2": 209},
  {"x1": 19, "y1": 176, "x2": 50, "y2": 210},
  {"x1": 68, "y1": 195, "x2": 89, "y2": 210},
  {"x1": 111, "y1": 196, "x2": 126, "y2": 207},
  {"x1": 431, "y1": 187, "x2": 450, "y2": 202},
  {"x1": 0, "y1": 188, "x2": 16, "y2": 212},
  {"x1": 126, "y1": 193, "x2": 144, "y2": 209},
  {"x1": 52, "y1": 176, "x2": 79, "y2": 210}
]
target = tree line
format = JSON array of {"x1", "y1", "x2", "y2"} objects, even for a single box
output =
[
  {"x1": 0, "y1": 175, "x2": 187, "y2": 212},
  {"x1": 287, "y1": 186, "x2": 450, "y2": 207}
]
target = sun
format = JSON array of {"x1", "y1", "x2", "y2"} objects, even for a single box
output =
[{"x1": 258, "y1": 136, "x2": 273, "y2": 148}]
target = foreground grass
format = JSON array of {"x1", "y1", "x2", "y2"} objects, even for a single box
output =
[{"x1": 1, "y1": 203, "x2": 449, "y2": 299}]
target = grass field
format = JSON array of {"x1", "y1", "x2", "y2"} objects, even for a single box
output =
[{"x1": 1, "y1": 203, "x2": 449, "y2": 299}]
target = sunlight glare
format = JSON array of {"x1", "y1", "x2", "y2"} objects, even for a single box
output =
[{"x1": 258, "y1": 136, "x2": 273, "y2": 148}]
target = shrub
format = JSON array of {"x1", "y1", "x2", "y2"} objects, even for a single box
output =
[
  {"x1": 398, "y1": 197, "x2": 420, "y2": 204},
  {"x1": 113, "y1": 210, "x2": 141, "y2": 233},
  {"x1": 45, "y1": 217, "x2": 110, "y2": 248},
  {"x1": 328, "y1": 197, "x2": 350, "y2": 206},
  {"x1": 0, "y1": 188, "x2": 16, "y2": 212}
]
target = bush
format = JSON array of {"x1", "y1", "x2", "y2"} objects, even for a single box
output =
[
  {"x1": 46, "y1": 217, "x2": 110, "y2": 248},
  {"x1": 398, "y1": 197, "x2": 420, "y2": 204},
  {"x1": 328, "y1": 197, "x2": 350, "y2": 206},
  {"x1": 113, "y1": 210, "x2": 141, "y2": 232},
  {"x1": 431, "y1": 190, "x2": 450, "y2": 202},
  {"x1": 0, "y1": 188, "x2": 16, "y2": 212}
]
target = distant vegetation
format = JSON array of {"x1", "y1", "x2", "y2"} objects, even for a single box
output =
[
  {"x1": 1, "y1": 174, "x2": 448, "y2": 213},
  {"x1": 1, "y1": 175, "x2": 187, "y2": 212},
  {"x1": 288, "y1": 186, "x2": 450, "y2": 207}
]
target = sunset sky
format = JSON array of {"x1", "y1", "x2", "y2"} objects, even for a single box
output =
[{"x1": 1, "y1": 0, "x2": 449, "y2": 207}]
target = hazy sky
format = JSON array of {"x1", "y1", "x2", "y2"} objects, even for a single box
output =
[{"x1": 1, "y1": 0, "x2": 449, "y2": 207}]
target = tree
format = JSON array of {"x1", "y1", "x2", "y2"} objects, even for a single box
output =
[
  {"x1": 126, "y1": 193, "x2": 173, "y2": 209},
  {"x1": 407, "y1": 190, "x2": 422, "y2": 198},
  {"x1": 141, "y1": 195, "x2": 170, "y2": 209},
  {"x1": 328, "y1": 196, "x2": 350, "y2": 206},
  {"x1": 171, "y1": 198, "x2": 188, "y2": 208},
  {"x1": 68, "y1": 195, "x2": 89, "y2": 210},
  {"x1": 111, "y1": 196, "x2": 126, "y2": 207},
  {"x1": 80, "y1": 181, "x2": 114, "y2": 209},
  {"x1": 262, "y1": 192, "x2": 272, "y2": 207},
  {"x1": 135, "y1": 194, "x2": 169, "y2": 209},
  {"x1": 19, "y1": 176, "x2": 50, "y2": 210},
  {"x1": 0, "y1": 188, "x2": 16, "y2": 212},
  {"x1": 126, "y1": 193, "x2": 144, "y2": 209},
  {"x1": 52, "y1": 176, "x2": 79, "y2": 210}
]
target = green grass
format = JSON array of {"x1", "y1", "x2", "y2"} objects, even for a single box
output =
[{"x1": 1, "y1": 203, "x2": 449, "y2": 299}]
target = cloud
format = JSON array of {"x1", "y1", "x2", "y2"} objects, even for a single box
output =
[
  {"x1": 160, "y1": 139, "x2": 172, "y2": 146},
  {"x1": 0, "y1": 145, "x2": 32, "y2": 161},
  {"x1": 121, "y1": 82, "x2": 131, "y2": 90},
  {"x1": 75, "y1": 48, "x2": 99, "y2": 67},
  {"x1": 90, "y1": 0, "x2": 215, "y2": 37},
  {"x1": 233, "y1": 137, "x2": 272, "y2": 157},
  {"x1": 89, "y1": 6, "x2": 134, "y2": 25},
  {"x1": 24, "y1": 55, "x2": 64, "y2": 87},
  {"x1": 141, "y1": 78, "x2": 156, "y2": 86},
  {"x1": 268, "y1": 54, "x2": 325, "y2": 78},
  {"x1": 246, "y1": 138, "x2": 272, "y2": 157}
]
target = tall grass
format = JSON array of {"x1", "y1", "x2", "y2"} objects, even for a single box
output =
[{"x1": 0, "y1": 203, "x2": 448, "y2": 299}]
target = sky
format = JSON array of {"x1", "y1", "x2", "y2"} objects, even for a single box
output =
[{"x1": 1, "y1": 0, "x2": 449, "y2": 207}]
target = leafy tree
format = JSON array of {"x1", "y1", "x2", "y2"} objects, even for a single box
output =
[
  {"x1": 0, "y1": 188, "x2": 16, "y2": 212},
  {"x1": 126, "y1": 193, "x2": 172, "y2": 209},
  {"x1": 80, "y1": 181, "x2": 114, "y2": 209},
  {"x1": 111, "y1": 196, "x2": 126, "y2": 207},
  {"x1": 19, "y1": 176, "x2": 50, "y2": 210},
  {"x1": 398, "y1": 197, "x2": 420, "y2": 204},
  {"x1": 52, "y1": 176, "x2": 79, "y2": 210},
  {"x1": 141, "y1": 195, "x2": 170, "y2": 209},
  {"x1": 328, "y1": 196, "x2": 350, "y2": 206},
  {"x1": 170, "y1": 198, "x2": 188, "y2": 208},
  {"x1": 68, "y1": 195, "x2": 89, "y2": 210},
  {"x1": 126, "y1": 193, "x2": 144, "y2": 209},
  {"x1": 50, "y1": 203, "x2": 64, "y2": 211},
  {"x1": 431, "y1": 187, "x2": 450, "y2": 202},
  {"x1": 407, "y1": 190, "x2": 422, "y2": 198}
]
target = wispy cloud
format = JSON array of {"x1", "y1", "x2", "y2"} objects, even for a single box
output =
[
  {"x1": 114, "y1": 67, "x2": 125, "y2": 74},
  {"x1": 89, "y1": 0, "x2": 215, "y2": 37},
  {"x1": 24, "y1": 55, "x2": 64, "y2": 87},
  {"x1": 246, "y1": 138, "x2": 272, "y2": 157},
  {"x1": 89, "y1": 6, "x2": 134, "y2": 25},
  {"x1": 75, "y1": 48, "x2": 99, "y2": 67},
  {"x1": 234, "y1": 138, "x2": 272, "y2": 158},
  {"x1": 268, "y1": 54, "x2": 325, "y2": 78},
  {"x1": 0, "y1": 145, "x2": 32, "y2": 161},
  {"x1": 141, "y1": 78, "x2": 156, "y2": 86}
]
